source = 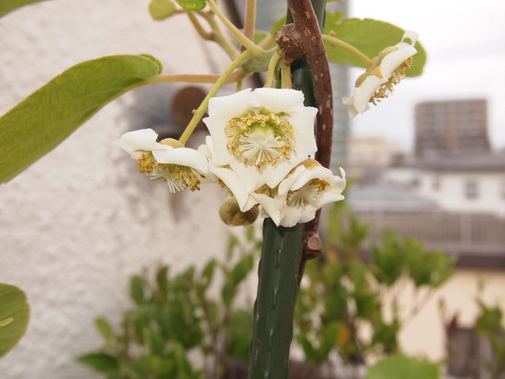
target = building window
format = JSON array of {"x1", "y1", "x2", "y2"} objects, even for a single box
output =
[{"x1": 465, "y1": 180, "x2": 479, "y2": 199}]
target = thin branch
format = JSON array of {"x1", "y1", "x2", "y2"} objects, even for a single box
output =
[
  {"x1": 276, "y1": 0, "x2": 333, "y2": 280},
  {"x1": 179, "y1": 50, "x2": 252, "y2": 145},
  {"x1": 243, "y1": 0, "x2": 257, "y2": 44},
  {"x1": 322, "y1": 34, "x2": 372, "y2": 65},
  {"x1": 208, "y1": 0, "x2": 264, "y2": 57}
]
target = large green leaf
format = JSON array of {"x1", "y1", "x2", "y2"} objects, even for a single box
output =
[
  {"x1": 0, "y1": 54, "x2": 163, "y2": 183},
  {"x1": 365, "y1": 355, "x2": 439, "y2": 379},
  {"x1": 324, "y1": 14, "x2": 426, "y2": 77},
  {"x1": 0, "y1": 283, "x2": 30, "y2": 357},
  {"x1": 0, "y1": 0, "x2": 47, "y2": 17}
]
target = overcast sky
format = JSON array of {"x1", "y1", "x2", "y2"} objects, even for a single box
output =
[{"x1": 347, "y1": 0, "x2": 505, "y2": 151}]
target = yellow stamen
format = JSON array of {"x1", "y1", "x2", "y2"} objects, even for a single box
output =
[
  {"x1": 136, "y1": 153, "x2": 200, "y2": 192},
  {"x1": 369, "y1": 57, "x2": 413, "y2": 105}
]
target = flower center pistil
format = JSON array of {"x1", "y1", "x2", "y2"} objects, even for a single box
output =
[
  {"x1": 225, "y1": 112, "x2": 294, "y2": 168},
  {"x1": 287, "y1": 179, "x2": 328, "y2": 208}
]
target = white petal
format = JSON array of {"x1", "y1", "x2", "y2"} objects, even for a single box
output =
[
  {"x1": 380, "y1": 44, "x2": 417, "y2": 79},
  {"x1": 252, "y1": 192, "x2": 283, "y2": 226},
  {"x1": 401, "y1": 31, "x2": 419, "y2": 46},
  {"x1": 250, "y1": 87, "x2": 306, "y2": 114},
  {"x1": 347, "y1": 75, "x2": 386, "y2": 115},
  {"x1": 210, "y1": 165, "x2": 258, "y2": 211},
  {"x1": 153, "y1": 147, "x2": 209, "y2": 174},
  {"x1": 115, "y1": 128, "x2": 163, "y2": 155}
]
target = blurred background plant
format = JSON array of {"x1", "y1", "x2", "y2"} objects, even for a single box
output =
[
  {"x1": 474, "y1": 296, "x2": 505, "y2": 379},
  {"x1": 292, "y1": 198, "x2": 454, "y2": 378},
  {"x1": 78, "y1": 196, "x2": 454, "y2": 378},
  {"x1": 77, "y1": 226, "x2": 260, "y2": 379}
]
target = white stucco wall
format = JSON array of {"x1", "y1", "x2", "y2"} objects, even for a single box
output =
[
  {"x1": 0, "y1": 2, "x2": 233, "y2": 378},
  {"x1": 418, "y1": 171, "x2": 505, "y2": 216},
  {"x1": 399, "y1": 269, "x2": 505, "y2": 361}
]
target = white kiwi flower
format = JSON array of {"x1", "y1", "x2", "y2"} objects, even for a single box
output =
[
  {"x1": 343, "y1": 31, "x2": 418, "y2": 118},
  {"x1": 203, "y1": 88, "x2": 318, "y2": 193},
  {"x1": 252, "y1": 159, "x2": 346, "y2": 227},
  {"x1": 116, "y1": 128, "x2": 208, "y2": 193}
]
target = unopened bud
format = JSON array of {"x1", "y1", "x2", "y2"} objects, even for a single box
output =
[
  {"x1": 149, "y1": 0, "x2": 176, "y2": 20},
  {"x1": 219, "y1": 198, "x2": 259, "y2": 226},
  {"x1": 160, "y1": 138, "x2": 184, "y2": 148}
]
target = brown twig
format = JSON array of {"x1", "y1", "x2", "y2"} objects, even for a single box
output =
[{"x1": 275, "y1": 0, "x2": 333, "y2": 284}]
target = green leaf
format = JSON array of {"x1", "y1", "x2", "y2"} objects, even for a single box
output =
[
  {"x1": 365, "y1": 355, "x2": 440, "y2": 379},
  {"x1": 149, "y1": 0, "x2": 176, "y2": 20},
  {"x1": 0, "y1": 54, "x2": 163, "y2": 183},
  {"x1": 138, "y1": 354, "x2": 176, "y2": 377},
  {"x1": 77, "y1": 352, "x2": 119, "y2": 374},
  {"x1": 174, "y1": 0, "x2": 206, "y2": 11},
  {"x1": 324, "y1": 14, "x2": 427, "y2": 77},
  {"x1": 95, "y1": 317, "x2": 114, "y2": 342},
  {"x1": 130, "y1": 275, "x2": 146, "y2": 306},
  {"x1": 0, "y1": 283, "x2": 30, "y2": 358},
  {"x1": 0, "y1": 0, "x2": 47, "y2": 17}
]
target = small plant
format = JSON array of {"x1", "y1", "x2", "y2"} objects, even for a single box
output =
[
  {"x1": 78, "y1": 226, "x2": 260, "y2": 379},
  {"x1": 295, "y1": 200, "x2": 455, "y2": 369},
  {"x1": 475, "y1": 294, "x2": 505, "y2": 379}
]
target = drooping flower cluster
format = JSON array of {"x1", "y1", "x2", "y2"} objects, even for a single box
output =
[
  {"x1": 115, "y1": 128, "x2": 208, "y2": 193},
  {"x1": 343, "y1": 31, "x2": 418, "y2": 118},
  {"x1": 116, "y1": 88, "x2": 346, "y2": 227}
]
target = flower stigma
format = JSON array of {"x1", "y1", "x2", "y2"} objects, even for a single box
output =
[
  {"x1": 224, "y1": 111, "x2": 295, "y2": 168},
  {"x1": 287, "y1": 178, "x2": 329, "y2": 208}
]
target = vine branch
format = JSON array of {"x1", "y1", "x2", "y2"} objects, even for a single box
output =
[{"x1": 275, "y1": 0, "x2": 333, "y2": 281}]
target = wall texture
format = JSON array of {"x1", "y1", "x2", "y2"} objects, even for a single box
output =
[{"x1": 0, "y1": 1, "x2": 232, "y2": 378}]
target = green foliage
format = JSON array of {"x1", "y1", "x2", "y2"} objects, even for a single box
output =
[
  {"x1": 78, "y1": 226, "x2": 260, "y2": 378},
  {"x1": 0, "y1": 54, "x2": 162, "y2": 183},
  {"x1": 0, "y1": 0, "x2": 47, "y2": 17},
  {"x1": 0, "y1": 283, "x2": 30, "y2": 358},
  {"x1": 149, "y1": 0, "x2": 176, "y2": 20},
  {"x1": 174, "y1": 0, "x2": 206, "y2": 11},
  {"x1": 364, "y1": 354, "x2": 440, "y2": 379},
  {"x1": 295, "y1": 201, "x2": 454, "y2": 366},
  {"x1": 324, "y1": 13, "x2": 427, "y2": 76},
  {"x1": 474, "y1": 298, "x2": 505, "y2": 378}
]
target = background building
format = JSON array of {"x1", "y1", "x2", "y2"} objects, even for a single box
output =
[{"x1": 415, "y1": 99, "x2": 490, "y2": 159}]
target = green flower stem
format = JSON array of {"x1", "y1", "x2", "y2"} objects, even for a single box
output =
[
  {"x1": 264, "y1": 49, "x2": 282, "y2": 88},
  {"x1": 185, "y1": 11, "x2": 214, "y2": 40},
  {"x1": 322, "y1": 34, "x2": 373, "y2": 66},
  {"x1": 281, "y1": 63, "x2": 292, "y2": 89},
  {"x1": 248, "y1": 219, "x2": 304, "y2": 379},
  {"x1": 178, "y1": 50, "x2": 252, "y2": 145},
  {"x1": 207, "y1": 0, "x2": 265, "y2": 58},
  {"x1": 243, "y1": 0, "x2": 257, "y2": 42},
  {"x1": 198, "y1": 10, "x2": 241, "y2": 59}
]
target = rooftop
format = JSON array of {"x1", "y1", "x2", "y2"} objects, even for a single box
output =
[{"x1": 417, "y1": 152, "x2": 505, "y2": 171}]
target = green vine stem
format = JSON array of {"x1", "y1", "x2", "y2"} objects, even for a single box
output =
[
  {"x1": 248, "y1": 219, "x2": 304, "y2": 379},
  {"x1": 248, "y1": 1, "x2": 328, "y2": 378}
]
